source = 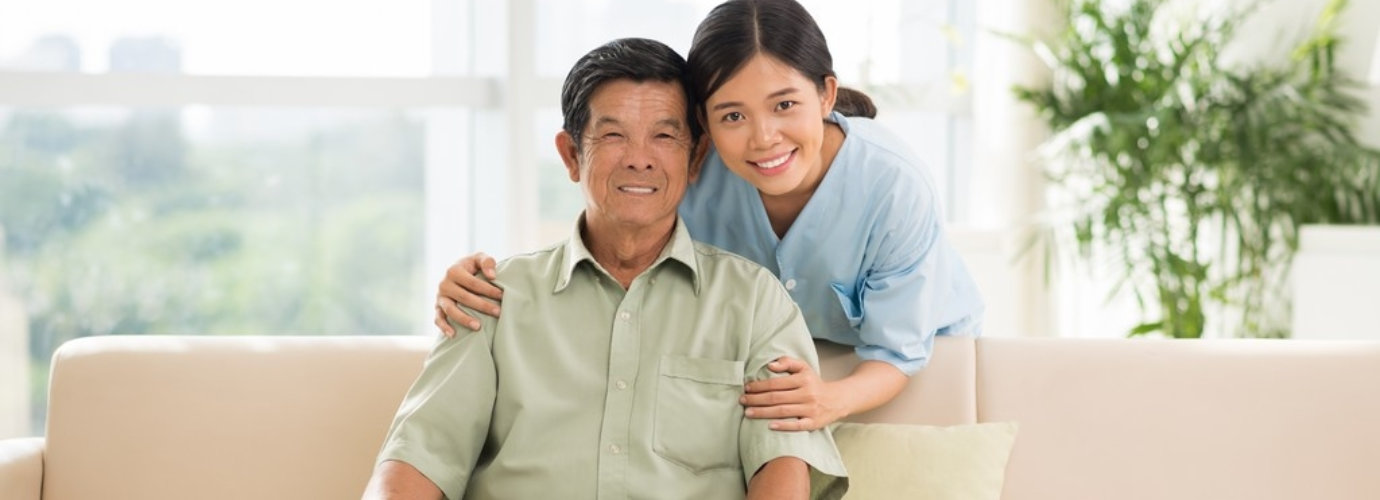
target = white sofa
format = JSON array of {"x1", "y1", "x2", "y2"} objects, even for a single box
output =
[{"x1": 2, "y1": 335, "x2": 1379, "y2": 499}]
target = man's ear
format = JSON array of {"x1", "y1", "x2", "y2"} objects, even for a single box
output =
[
  {"x1": 688, "y1": 135, "x2": 709, "y2": 183},
  {"x1": 820, "y1": 75, "x2": 839, "y2": 115},
  {"x1": 555, "y1": 131, "x2": 581, "y2": 183}
]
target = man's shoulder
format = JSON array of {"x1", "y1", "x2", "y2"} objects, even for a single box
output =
[
  {"x1": 492, "y1": 241, "x2": 566, "y2": 289},
  {"x1": 689, "y1": 240, "x2": 780, "y2": 289}
]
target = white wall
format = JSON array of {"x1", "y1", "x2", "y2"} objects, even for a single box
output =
[
  {"x1": 964, "y1": 0, "x2": 1060, "y2": 336},
  {"x1": 948, "y1": 230, "x2": 1024, "y2": 337}
]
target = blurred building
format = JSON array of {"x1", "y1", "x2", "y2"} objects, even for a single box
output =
[
  {"x1": 109, "y1": 36, "x2": 182, "y2": 73},
  {"x1": 1, "y1": 34, "x2": 81, "y2": 72}
]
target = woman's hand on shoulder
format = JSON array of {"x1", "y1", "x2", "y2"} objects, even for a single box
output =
[{"x1": 434, "y1": 252, "x2": 504, "y2": 337}]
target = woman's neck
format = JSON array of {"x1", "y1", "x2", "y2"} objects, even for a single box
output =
[{"x1": 760, "y1": 121, "x2": 845, "y2": 239}]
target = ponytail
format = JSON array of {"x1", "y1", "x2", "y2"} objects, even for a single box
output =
[{"x1": 833, "y1": 86, "x2": 877, "y2": 118}]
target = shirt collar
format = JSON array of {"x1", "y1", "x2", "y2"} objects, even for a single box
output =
[{"x1": 554, "y1": 214, "x2": 701, "y2": 294}]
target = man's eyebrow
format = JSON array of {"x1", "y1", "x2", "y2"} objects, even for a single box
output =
[
  {"x1": 592, "y1": 116, "x2": 621, "y2": 127},
  {"x1": 656, "y1": 118, "x2": 685, "y2": 130},
  {"x1": 709, "y1": 87, "x2": 801, "y2": 112}
]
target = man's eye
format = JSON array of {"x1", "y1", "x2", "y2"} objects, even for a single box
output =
[
  {"x1": 721, "y1": 112, "x2": 744, "y2": 123},
  {"x1": 776, "y1": 101, "x2": 797, "y2": 111},
  {"x1": 602, "y1": 132, "x2": 624, "y2": 139}
]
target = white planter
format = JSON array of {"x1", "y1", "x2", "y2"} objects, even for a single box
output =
[{"x1": 1291, "y1": 225, "x2": 1380, "y2": 339}]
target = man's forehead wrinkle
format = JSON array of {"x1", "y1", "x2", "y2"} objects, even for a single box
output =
[{"x1": 588, "y1": 115, "x2": 686, "y2": 130}]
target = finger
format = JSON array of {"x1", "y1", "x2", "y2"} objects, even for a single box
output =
[
  {"x1": 744, "y1": 373, "x2": 805, "y2": 393},
  {"x1": 441, "y1": 281, "x2": 502, "y2": 318},
  {"x1": 768, "y1": 356, "x2": 811, "y2": 375},
  {"x1": 445, "y1": 264, "x2": 505, "y2": 301},
  {"x1": 434, "y1": 307, "x2": 457, "y2": 338},
  {"x1": 437, "y1": 296, "x2": 483, "y2": 331},
  {"x1": 477, "y1": 252, "x2": 498, "y2": 280},
  {"x1": 740, "y1": 388, "x2": 808, "y2": 407},
  {"x1": 769, "y1": 418, "x2": 820, "y2": 432},
  {"x1": 743, "y1": 404, "x2": 812, "y2": 420}
]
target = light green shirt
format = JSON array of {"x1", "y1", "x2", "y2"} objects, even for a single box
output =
[{"x1": 378, "y1": 217, "x2": 847, "y2": 500}]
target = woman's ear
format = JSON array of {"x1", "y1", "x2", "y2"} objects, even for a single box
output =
[
  {"x1": 555, "y1": 131, "x2": 581, "y2": 182},
  {"x1": 820, "y1": 75, "x2": 839, "y2": 115}
]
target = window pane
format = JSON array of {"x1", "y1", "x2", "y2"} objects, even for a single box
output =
[
  {"x1": 0, "y1": 0, "x2": 435, "y2": 76},
  {"x1": 0, "y1": 106, "x2": 450, "y2": 435}
]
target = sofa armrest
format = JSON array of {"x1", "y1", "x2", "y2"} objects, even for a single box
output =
[{"x1": 0, "y1": 437, "x2": 43, "y2": 500}]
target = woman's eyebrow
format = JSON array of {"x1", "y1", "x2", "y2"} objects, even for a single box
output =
[
  {"x1": 709, "y1": 87, "x2": 801, "y2": 112},
  {"x1": 766, "y1": 87, "x2": 800, "y2": 100}
]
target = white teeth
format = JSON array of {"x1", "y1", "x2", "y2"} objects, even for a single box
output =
[
  {"x1": 619, "y1": 186, "x2": 655, "y2": 194},
  {"x1": 755, "y1": 153, "x2": 790, "y2": 169}
]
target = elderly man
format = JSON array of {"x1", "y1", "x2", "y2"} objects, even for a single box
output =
[{"x1": 361, "y1": 38, "x2": 847, "y2": 500}]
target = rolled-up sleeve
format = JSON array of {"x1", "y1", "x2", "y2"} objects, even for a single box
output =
[
  {"x1": 376, "y1": 325, "x2": 497, "y2": 500},
  {"x1": 853, "y1": 182, "x2": 983, "y2": 376},
  {"x1": 739, "y1": 274, "x2": 849, "y2": 499}
]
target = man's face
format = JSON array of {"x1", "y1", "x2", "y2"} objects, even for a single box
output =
[{"x1": 557, "y1": 79, "x2": 699, "y2": 231}]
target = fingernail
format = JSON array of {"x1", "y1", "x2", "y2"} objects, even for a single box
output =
[
  {"x1": 769, "y1": 422, "x2": 780, "y2": 430},
  {"x1": 744, "y1": 409, "x2": 755, "y2": 417},
  {"x1": 469, "y1": 321, "x2": 481, "y2": 330},
  {"x1": 739, "y1": 396, "x2": 747, "y2": 404}
]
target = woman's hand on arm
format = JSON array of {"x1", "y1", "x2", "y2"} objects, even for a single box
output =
[
  {"x1": 741, "y1": 357, "x2": 907, "y2": 431},
  {"x1": 433, "y1": 252, "x2": 504, "y2": 337}
]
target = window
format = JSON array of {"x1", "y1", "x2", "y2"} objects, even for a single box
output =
[{"x1": 0, "y1": 0, "x2": 975, "y2": 438}]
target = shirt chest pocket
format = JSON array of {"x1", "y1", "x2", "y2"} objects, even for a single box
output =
[{"x1": 654, "y1": 355, "x2": 746, "y2": 473}]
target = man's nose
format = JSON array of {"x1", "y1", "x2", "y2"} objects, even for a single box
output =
[{"x1": 623, "y1": 138, "x2": 657, "y2": 171}]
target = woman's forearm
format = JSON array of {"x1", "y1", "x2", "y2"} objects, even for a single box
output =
[{"x1": 828, "y1": 360, "x2": 909, "y2": 418}]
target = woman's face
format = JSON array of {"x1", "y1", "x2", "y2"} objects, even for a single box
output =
[{"x1": 703, "y1": 53, "x2": 837, "y2": 199}]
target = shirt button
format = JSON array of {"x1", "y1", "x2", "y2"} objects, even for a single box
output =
[
  {"x1": 618, "y1": 311, "x2": 631, "y2": 321},
  {"x1": 784, "y1": 279, "x2": 797, "y2": 291},
  {"x1": 615, "y1": 380, "x2": 628, "y2": 390},
  {"x1": 609, "y1": 444, "x2": 622, "y2": 455}
]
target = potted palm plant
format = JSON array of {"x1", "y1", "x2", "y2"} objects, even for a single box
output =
[{"x1": 1014, "y1": 0, "x2": 1380, "y2": 338}]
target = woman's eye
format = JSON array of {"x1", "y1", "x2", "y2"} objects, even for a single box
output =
[
  {"x1": 776, "y1": 101, "x2": 797, "y2": 111},
  {"x1": 721, "y1": 112, "x2": 744, "y2": 123}
]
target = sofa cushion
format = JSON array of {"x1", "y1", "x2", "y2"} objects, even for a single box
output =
[
  {"x1": 978, "y1": 338, "x2": 1380, "y2": 500},
  {"x1": 812, "y1": 421, "x2": 1017, "y2": 500},
  {"x1": 43, "y1": 335, "x2": 431, "y2": 500}
]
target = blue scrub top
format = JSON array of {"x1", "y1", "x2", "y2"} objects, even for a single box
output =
[{"x1": 679, "y1": 112, "x2": 983, "y2": 375}]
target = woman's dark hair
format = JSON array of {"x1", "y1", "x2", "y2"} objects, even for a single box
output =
[
  {"x1": 686, "y1": 0, "x2": 877, "y2": 120},
  {"x1": 560, "y1": 37, "x2": 703, "y2": 149}
]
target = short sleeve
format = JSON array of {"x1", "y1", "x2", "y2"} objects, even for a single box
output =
[
  {"x1": 852, "y1": 178, "x2": 983, "y2": 375},
  {"x1": 376, "y1": 322, "x2": 498, "y2": 500},
  {"x1": 738, "y1": 272, "x2": 849, "y2": 498}
]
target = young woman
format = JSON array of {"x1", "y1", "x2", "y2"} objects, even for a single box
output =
[{"x1": 435, "y1": 0, "x2": 983, "y2": 431}]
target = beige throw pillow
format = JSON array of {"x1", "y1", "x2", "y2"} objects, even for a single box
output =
[{"x1": 813, "y1": 421, "x2": 1018, "y2": 500}]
